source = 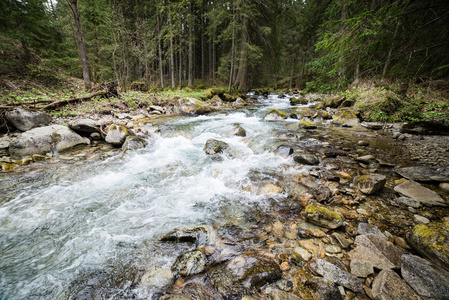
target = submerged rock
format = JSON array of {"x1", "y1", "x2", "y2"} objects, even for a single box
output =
[
  {"x1": 349, "y1": 234, "x2": 404, "y2": 270},
  {"x1": 396, "y1": 166, "x2": 449, "y2": 182},
  {"x1": 171, "y1": 250, "x2": 206, "y2": 277},
  {"x1": 273, "y1": 145, "x2": 294, "y2": 158},
  {"x1": 293, "y1": 153, "x2": 320, "y2": 165},
  {"x1": 203, "y1": 139, "x2": 230, "y2": 155},
  {"x1": 406, "y1": 221, "x2": 449, "y2": 270},
  {"x1": 9, "y1": 125, "x2": 89, "y2": 159},
  {"x1": 305, "y1": 204, "x2": 344, "y2": 229},
  {"x1": 263, "y1": 109, "x2": 288, "y2": 121},
  {"x1": 307, "y1": 277, "x2": 343, "y2": 300},
  {"x1": 401, "y1": 254, "x2": 449, "y2": 299},
  {"x1": 6, "y1": 107, "x2": 52, "y2": 131},
  {"x1": 394, "y1": 180, "x2": 447, "y2": 207},
  {"x1": 353, "y1": 174, "x2": 386, "y2": 194},
  {"x1": 372, "y1": 268, "x2": 421, "y2": 300}
]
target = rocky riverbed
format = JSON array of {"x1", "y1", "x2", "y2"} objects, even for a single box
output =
[{"x1": 0, "y1": 93, "x2": 448, "y2": 299}]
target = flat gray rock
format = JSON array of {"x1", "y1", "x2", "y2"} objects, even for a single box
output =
[
  {"x1": 372, "y1": 269, "x2": 422, "y2": 300},
  {"x1": 401, "y1": 254, "x2": 449, "y2": 299},
  {"x1": 68, "y1": 119, "x2": 100, "y2": 133},
  {"x1": 9, "y1": 125, "x2": 89, "y2": 159},
  {"x1": 314, "y1": 259, "x2": 364, "y2": 293},
  {"x1": 394, "y1": 180, "x2": 447, "y2": 207},
  {"x1": 396, "y1": 166, "x2": 449, "y2": 182},
  {"x1": 6, "y1": 107, "x2": 52, "y2": 131}
]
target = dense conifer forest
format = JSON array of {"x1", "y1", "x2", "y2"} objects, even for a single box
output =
[{"x1": 1, "y1": 0, "x2": 448, "y2": 92}]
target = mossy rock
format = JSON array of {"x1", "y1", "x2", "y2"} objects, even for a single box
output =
[
  {"x1": 290, "y1": 97, "x2": 308, "y2": 106},
  {"x1": 204, "y1": 88, "x2": 227, "y2": 99},
  {"x1": 316, "y1": 110, "x2": 332, "y2": 120},
  {"x1": 406, "y1": 221, "x2": 449, "y2": 270},
  {"x1": 263, "y1": 109, "x2": 288, "y2": 121},
  {"x1": 291, "y1": 107, "x2": 316, "y2": 119},
  {"x1": 298, "y1": 117, "x2": 317, "y2": 129},
  {"x1": 332, "y1": 109, "x2": 360, "y2": 127},
  {"x1": 305, "y1": 204, "x2": 344, "y2": 229}
]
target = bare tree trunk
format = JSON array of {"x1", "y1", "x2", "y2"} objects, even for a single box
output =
[
  {"x1": 383, "y1": 21, "x2": 400, "y2": 79},
  {"x1": 68, "y1": 0, "x2": 92, "y2": 90},
  {"x1": 157, "y1": 15, "x2": 164, "y2": 88},
  {"x1": 188, "y1": 2, "x2": 194, "y2": 86},
  {"x1": 289, "y1": 56, "x2": 295, "y2": 90},
  {"x1": 179, "y1": 38, "x2": 183, "y2": 89},
  {"x1": 170, "y1": 36, "x2": 175, "y2": 88},
  {"x1": 228, "y1": 4, "x2": 235, "y2": 94}
]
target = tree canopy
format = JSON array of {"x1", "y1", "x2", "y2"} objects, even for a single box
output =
[{"x1": 1, "y1": 0, "x2": 448, "y2": 91}]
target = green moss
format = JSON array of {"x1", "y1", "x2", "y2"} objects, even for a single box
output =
[
  {"x1": 305, "y1": 205, "x2": 344, "y2": 221},
  {"x1": 298, "y1": 118, "x2": 317, "y2": 129},
  {"x1": 412, "y1": 222, "x2": 449, "y2": 256},
  {"x1": 266, "y1": 109, "x2": 288, "y2": 119}
]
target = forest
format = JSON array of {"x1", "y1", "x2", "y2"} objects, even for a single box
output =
[{"x1": 1, "y1": 0, "x2": 449, "y2": 93}]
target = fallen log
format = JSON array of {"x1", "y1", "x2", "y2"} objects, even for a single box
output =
[{"x1": 42, "y1": 90, "x2": 108, "y2": 110}]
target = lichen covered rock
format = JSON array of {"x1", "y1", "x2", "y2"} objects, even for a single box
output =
[
  {"x1": 298, "y1": 117, "x2": 317, "y2": 129},
  {"x1": 305, "y1": 204, "x2": 344, "y2": 229},
  {"x1": 263, "y1": 109, "x2": 288, "y2": 121},
  {"x1": 406, "y1": 221, "x2": 449, "y2": 270},
  {"x1": 105, "y1": 124, "x2": 133, "y2": 146}
]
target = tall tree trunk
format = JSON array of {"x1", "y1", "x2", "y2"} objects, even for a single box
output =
[
  {"x1": 157, "y1": 15, "x2": 164, "y2": 88},
  {"x1": 179, "y1": 37, "x2": 183, "y2": 89},
  {"x1": 188, "y1": 2, "x2": 194, "y2": 86},
  {"x1": 382, "y1": 21, "x2": 400, "y2": 79},
  {"x1": 228, "y1": 4, "x2": 235, "y2": 94},
  {"x1": 68, "y1": 0, "x2": 92, "y2": 90},
  {"x1": 289, "y1": 56, "x2": 295, "y2": 90}
]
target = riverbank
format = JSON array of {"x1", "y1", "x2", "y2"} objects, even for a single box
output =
[{"x1": 1, "y1": 92, "x2": 449, "y2": 299}]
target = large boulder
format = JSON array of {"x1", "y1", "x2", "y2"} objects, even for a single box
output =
[
  {"x1": 349, "y1": 234, "x2": 404, "y2": 270},
  {"x1": 401, "y1": 118, "x2": 449, "y2": 135},
  {"x1": 173, "y1": 97, "x2": 211, "y2": 115},
  {"x1": 105, "y1": 124, "x2": 134, "y2": 146},
  {"x1": 401, "y1": 254, "x2": 449, "y2": 299},
  {"x1": 305, "y1": 204, "x2": 344, "y2": 229},
  {"x1": 68, "y1": 119, "x2": 100, "y2": 133},
  {"x1": 9, "y1": 125, "x2": 89, "y2": 159},
  {"x1": 394, "y1": 180, "x2": 447, "y2": 207},
  {"x1": 120, "y1": 136, "x2": 148, "y2": 152},
  {"x1": 395, "y1": 166, "x2": 449, "y2": 182},
  {"x1": 372, "y1": 269, "x2": 421, "y2": 300},
  {"x1": 6, "y1": 107, "x2": 52, "y2": 131},
  {"x1": 263, "y1": 109, "x2": 288, "y2": 121},
  {"x1": 298, "y1": 117, "x2": 317, "y2": 129},
  {"x1": 203, "y1": 139, "x2": 230, "y2": 156},
  {"x1": 406, "y1": 221, "x2": 449, "y2": 271},
  {"x1": 332, "y1": 109, "x2": 359, "y2": 127},
  {"x1": 353, "y1": 174, "x2": 386, "y2": 194}
]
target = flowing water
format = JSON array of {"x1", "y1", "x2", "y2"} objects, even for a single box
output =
[{"x1": 0, "y1": 94, "x2": 320, "y2": 299}]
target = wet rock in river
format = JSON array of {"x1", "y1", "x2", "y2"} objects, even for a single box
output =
[
  {"x1": 395, "y1": 166, "x2": 449, "y2": 182},
  {"x1": 290, "y1": 97, "x2": 308, "y2": 106},
  {"x1": 203, "y1": 139, "x2": 230, "y2": 155},
  {"x1": 394, "y1": 180, "x2": 448, "y2": 207},
  {"x1": 349, "y1": 234, "x2": 404, "y2": 270},
  {"x1": 263, "y1": 109, "x2": 288, "y2": 121},
  {"x1": 68, "y1": 118, "x2": 100, "y2": 133},
  {"x1": 9, "y1": 125, "x2": 89, "y2": 159},
  {"x1": 305, "y1": 204, "x2": 344, "y2": 229},
  {"x1": 293, "y1": 153, "x2": 320, "y2": 165},
  {"x1": 357, "y1": 223, "x2": 386, "y2": 239},
  {"x1": 353, "y1": 174, "x2": 386, "y2": 194},
  {"x1": 393, "y1": 196, "x2": 421, "y2": 208},
  {"x1": 361, "y1": 122, "x2": 384, "y2": 130},
  {"x1": 306, "y1": 277, "x2": 343, "y2": 300},
  {"x1": 171, "y1": 250, "x2": 206, "y2": 277},
  {"x1": 292, "y1": 246, "x2": 312, "y2": 262},
  {"x1": 159, "y1": 225, "x2": 217, "y2": 246},
  {"x1": 401, "y1": 254, "x2": 449, "y2": 299},
  {"x1": 315, "y1": 185, "x2": 332, "y2": 202},
  {"x1": 406, "y1": 221, "x2": 449, "y2": 270},
  {"x1": 372, "y1": 268, "x2": 421, "y2": 300},
  {"x1": 140, "y1": 266, "x2": 173, "y2": 290},
  {"x1": 228, "y1": 124, "x2": 246, "y2": 137},
  {"x1": 105, "y1": 124, "x2": 134, "y2": 146},
  {"x1": 6, "y1": 107, "x2": 52, "y2": 131},
  {"x1": 332, "y1": 109, "x2": 359, "y2": 127},
  {"x1": 298, "y1": 117, "x2": 317, "y2": 129},
  {"x1": 120, "y1": 136, "x2": 148, "y2": 152},
  {"x1": 273, "y1": 145, "x2": 294, "y2": 158},
  {"x1": 313, "y1": 259, "x2": 364, "y2": 293}
]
